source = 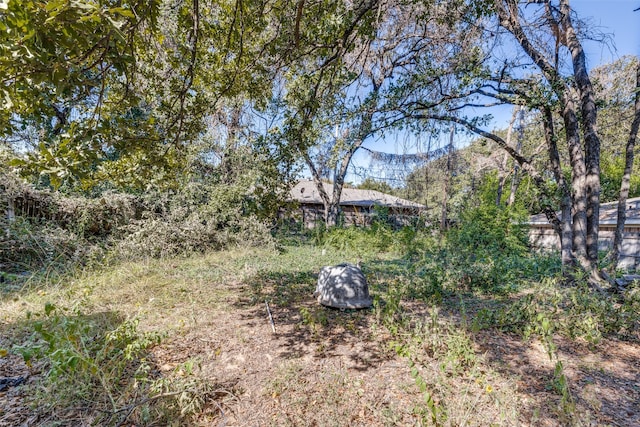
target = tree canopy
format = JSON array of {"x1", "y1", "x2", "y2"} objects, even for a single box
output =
[{"x1": 2, "y1": 0, "x2": 639, "y2": 280}]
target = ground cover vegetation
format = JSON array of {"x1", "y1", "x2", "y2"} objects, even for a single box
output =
[
  {"x1": 2, "y1": 0, "x2": 640, "y2": 425},
  {"x1": 1, "y1": 207, "x2": 639, "y2": 425}
]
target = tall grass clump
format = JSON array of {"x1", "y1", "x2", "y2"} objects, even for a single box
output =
[{"x1": 315, "y1": 221, "x2": 431, "y2": 259}]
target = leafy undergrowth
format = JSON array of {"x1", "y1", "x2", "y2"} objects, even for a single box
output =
[{"x1": 1, "y1": 243, "x2": 639, "y2": 426}]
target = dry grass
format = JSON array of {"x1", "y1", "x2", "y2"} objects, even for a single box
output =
[{"x1": 1, "y1": 245, "x2": 639, "y2": 426}]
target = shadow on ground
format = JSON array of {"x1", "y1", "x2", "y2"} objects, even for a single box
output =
[{"x1": 234, "y1": 265, "x2": 393, "y2": 372}]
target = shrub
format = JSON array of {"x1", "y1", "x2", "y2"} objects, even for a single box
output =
[
  {"x1": 113, "y1": 182, "x2": 276, "y2": 259},
  {"x1": 0, "y1": 216, "x2": 104, "y2": 273},
  {"x1": 402, "y1": 199, "x2": 550, "y2": 294},
  {"x1": 1, "y1": 169, "x2": 278, "y2": 265},
  {"x1": 14, "y1": 302, "x2": 163, "y2": 424},
  {"x1": 0, "y1": 171, "x2": 134, "y2": 271},
  {"x1": 1, "y1": 170, "x2": 139, "y2": 239},
  {"x1": 447, "y1": 202, "x2": 529, "y2": 257}
]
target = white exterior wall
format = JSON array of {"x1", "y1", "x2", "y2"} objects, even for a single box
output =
[{"x1": 529, "y1": 225, "x2": 640, "y2": 271}]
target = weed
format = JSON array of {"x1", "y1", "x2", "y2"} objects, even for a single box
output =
[
  {"x1": 138, "y1": 361, "x2": 239, "y2": 426},
  {"x1": 380, "y1": 296, "x2": 519, "y2": 426},
  {"x1": 1, "y1": 236, "x2": 634, "y2": 426},
  {"x1": 475, "y1": 277, "x2": 640, "y2": 344},
  {"x1": 314, "y1": 223, "x2": 432, "y2": 259},
  {"x1": 299, "y1": 306, "x2": 328, "y2": 336},
  {"x1": 13, "y1": 301, "x2": 163, "y2": 424},
  {"x1": 408, "y1": 358, "x2": 441, "y2": 425},
  {"x1": 551, "y1": 360, "x2": 576, "y2": 417}
]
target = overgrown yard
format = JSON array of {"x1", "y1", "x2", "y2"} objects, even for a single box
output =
[{"x1": 1, "y1": 243, "x2": 639, "y2": 426}]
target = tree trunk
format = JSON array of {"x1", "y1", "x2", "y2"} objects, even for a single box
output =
[
  {"x1": 305, "y1": 87, "x2": 378, "y2": 228},
  {"x1": 441, "y1": 125, "x2": 455, "y2": 230},
  {"x1": 559, "y1": 0, "x2": 602, "y2": 266},
  {"x1": 494, "y1": 0, "x2": 597, "y2": 275},
  {"x1": 507, "y1": 106, "x2": 524, "y2": 206},
  {"x1": 424, "y1": 158, "x2": 430, "y2": 211},
  {"x1": 562, "y1": 94, "x2": 591, "y2": 271},
  {"x1": 609, "y1": 61, "x2": 640, "y2": 271},
  {"x1": 542, "y1": 106, "x2": 573, "y2": 268},
  {"x1": 497, "y1": 107, "x2": 519, "y2": 206},
  {"x1": 220, "y1": 105, "x2": 243, "y2": 184},
  {"x1": 301, "y1": 150, "x2": 333, "y2": 224},
  {"x1": 495, "y1": 154, "x2": 508, "y2": 207},
  {"x1": 325, "y1": 201, "x2": 341, "y2": 227},
  {"x1": 7, "y1": 199, "x2": 15, "y2": 221}
]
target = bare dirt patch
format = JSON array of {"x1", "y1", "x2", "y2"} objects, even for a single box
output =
[
  {"x1": 475, "y1": 331, "x2": 640, "y2": 427},
  {"x1": 0, "y1": 348, "x2": 33, "y2": 427},
  {"x1": 148, "y1": 288, "x2": 424, "y2": 426}
]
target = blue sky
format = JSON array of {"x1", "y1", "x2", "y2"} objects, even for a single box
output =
[
  {"x1": 487, "y1": 0, "x2": 639, "y2": 130},
  {"x1": 343, "y1": 0, "x2": 640, "y2": 185},
  {"x1": 573, "y1": 0, "x2": 639, "y2": 65}
]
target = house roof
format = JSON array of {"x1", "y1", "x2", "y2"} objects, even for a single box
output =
[
  {"x1": 290, "y1": 180, "x2": 425, "y2": 209},
  {"x1": 529, "y1": 197, "x2": 640, "y2": 227}
]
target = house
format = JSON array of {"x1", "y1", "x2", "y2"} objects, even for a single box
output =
[
  {"x1": 287, "y1": 180, "x2": 425, "y2": 228},
  {"x1": 529, "y1": 197, "x2": 640, "y2": 270}
]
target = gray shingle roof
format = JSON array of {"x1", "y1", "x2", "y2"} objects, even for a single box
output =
[
  {"x1": 529, "y1": 197, "x2": 640, "y2": 226},
  {"x1": 290, "y1": 180, "x2": 425, "y2": 209}
]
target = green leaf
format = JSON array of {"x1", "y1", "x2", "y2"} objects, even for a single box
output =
[
  {"x1": 17, "y1": 348, "x2": 33, "y2": 365},
  {"x1": 109, "y1": 7, "x2": 135, "y2": 18},
  {"x1": 44, "y1": 302, "x2": 56, "y2": 317},
  {"x1": 67, "y1": 355, "x2": 80, "y2": 369},
  {"x1": 45, "y1": 1, "x2": 65, "y2": 12},
  {"x1": 8, "y1": 157, "x2": 25, "y2": 167}
]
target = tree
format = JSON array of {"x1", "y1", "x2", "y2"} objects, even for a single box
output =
[
  {"x1": 440, "y1": 125, "x2": 455, "y2": 230},
  {"x1": 280, "y1": 0, "x2": 485, "y2": 227},
  {"x1": 591, "y1": 56, "x2": 640, "y2": 203},
  {"x1": 393, "y1": 0, "x2": 613, "y2": 281},
  {"x1": 609, "y1": 59, "x2": 640, "y2": 272},
  {"x1": 2, "y1": 0, "x2": 288, "y2": 192},
  {"x1": 0, "y1": 0, "x2": 162, "y2": 190},
  {"x1": 357, "y1": 178, "x2": 395, "y2": 194},
  {"x1": 0, "y1": 0, "x2": 159, "y2": 135},
  {"x1": 277, "y1": 0, "x2": 381, "y2": 226}
]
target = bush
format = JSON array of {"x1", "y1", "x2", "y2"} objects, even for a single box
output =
[
  {"x1": 316, "y1": 222, "x2": 431, "y2": 258},
  {"x1": 13, "y1": 302, "x2": 163, "y2": 425},
  {"x1": 447, "y1": 202, "x2": 529, "y2": 257},
  {"x1": 0, "y1": 171, "x2": 134, "y2": 272},
  {"x1": 472, "y1": 278, "x2": 640, "y2": 344},
  {"x1": 113, "y1": 182, "x2": 276, "y2": 259},
  {"x1": 0, "y1": 216, "x2": 104, "y2": 273},
  {"x1": 402, "y1": 202, "x2": 559, "y2": 295},
  {"x1": 1, "y1": 169, "x2": 278, "y2": 265},
  {"x1": 1, "y1": 170, "x2": 139, "y2": 239}
]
